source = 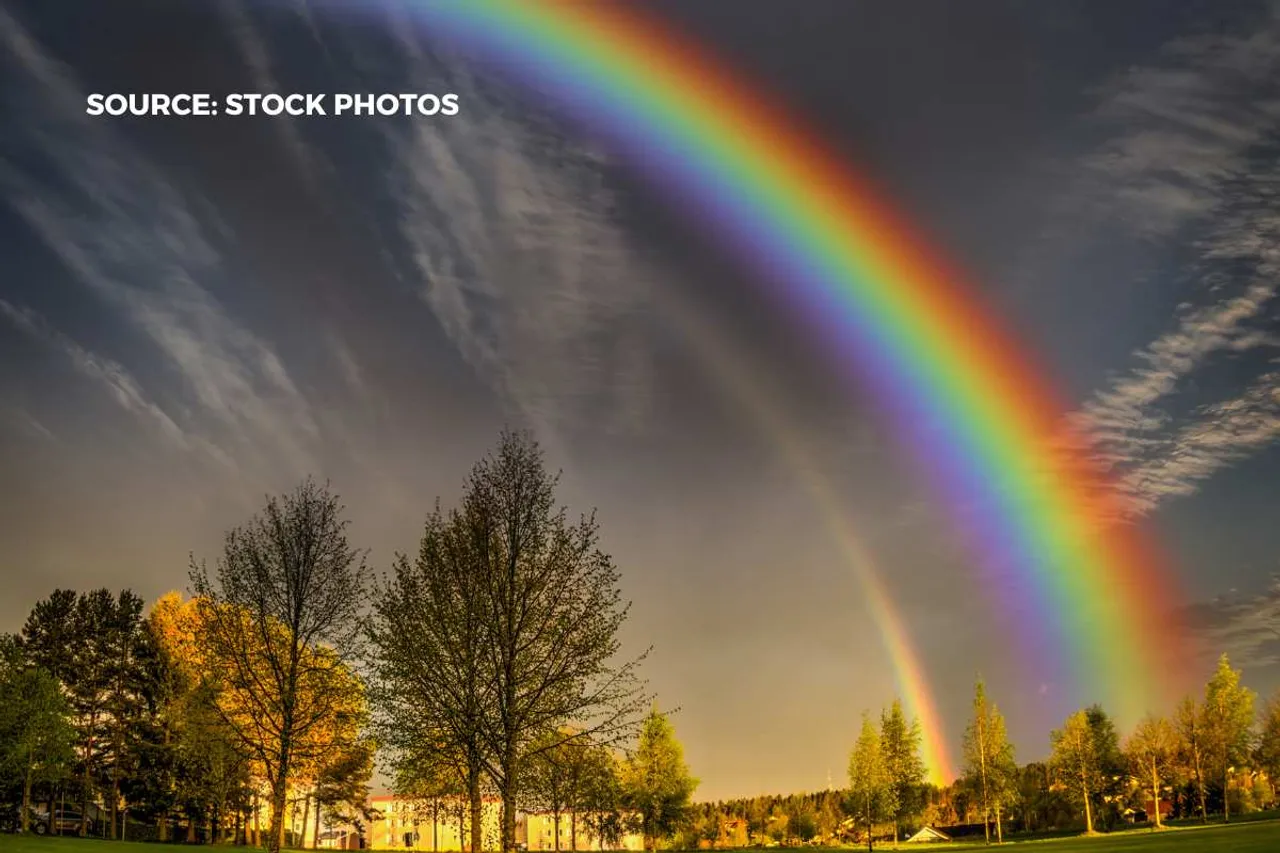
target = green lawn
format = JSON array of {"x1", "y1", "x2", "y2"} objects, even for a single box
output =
[{"x1": 2, "y1": 821, "x2": 1279, "y2": 853}]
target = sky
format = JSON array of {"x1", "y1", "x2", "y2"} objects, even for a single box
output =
[{"x1": 1, "y1": 0, "x2": 1279, "y2": 801}]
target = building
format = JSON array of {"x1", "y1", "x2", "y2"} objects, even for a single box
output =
[
  {"x1": 905, "y1": 826, "x2": 952, "y2": 843},
  {"x1": 367, "y1": 795, "x2": 503, "y2": 851},
  {"x1": 521, "y1": 811, "x2": 644, "y2": 852}
]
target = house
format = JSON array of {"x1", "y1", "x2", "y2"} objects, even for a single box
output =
[{"x1": 905, "y1": 826, "x2": 952, "y2": 843}]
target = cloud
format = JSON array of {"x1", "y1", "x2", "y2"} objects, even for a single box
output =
[
  {"x1": 0, "y1": 299, "x2": 189, "y2": 448},
  {"x1": 380, "y1": 20, "x2": 659, "y2": 449},
  {"x1": 1070, "y1": 8, "x2": 1280, "y2": 516},
  {"x1": 0, "y1": 5, "x2": 319, "y2": 481},
  {"x1": 219, "y1": 0, "x2": 332, "y2": 188},
  {"x1": 1188, "y1": 575, "x2": 1280, "y2": 669}
]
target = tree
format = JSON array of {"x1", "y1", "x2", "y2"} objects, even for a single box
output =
[
  {"x1": 190, "y1": 479, "x2": 368, "y2": 853},
  {"x1": 1125, "y1": 716, "x2": 1177, "y2": 829},
  {"x1": 369, "y1": 503, "x2": 496, "y2": 853},
  {"x1": 524, "y1": 729, "x2": 612, "y2": 852},
  {"x1": 620, "y1": 707, "x2": 698, "y2": 852},
  {"x1": 879, "y1": 700, "x2": 925, "y2": 843},
  {"x1": 962, "y1": 679, "x2": 1015, "y2": 844},
  {"x1": 1084, "y1": 705, "x2": 1125, "y2": 831},
  {"x1": 21, "y1": 588, "x2": 141, "y2": 837},
  {"x1": 98, "y1": 590, "x2": 149, "y2": 839},
  {"x1": 579, "y1": 751, "x2": 626, "y2": 851},
  {"x1": 1259, "y1": 689, "x2": 1280, "y2": 806},
  {"x1": 457, "y1": 430, "x2": 649, "y2": 851},
  {"x1": 1051, "y1": 710, "x2": 1099, "y2": 834},
  {"x1": 847, "y1": 713, "x2": 893, "y2": 851},
  {"x1": 313, "y1": 738, "x2": 377, "y2": 832},
  {"x1": 1174, "y1": 696, "x2": 1209, "y2": 822},
  {"x1": 0, "y1": 663, "x2": 76, "y2": 832},
  {"x1": 1201, "y1": 654, "x2": 1255, "y2": 822}
]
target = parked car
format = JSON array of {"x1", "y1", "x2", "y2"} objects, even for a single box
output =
[{"x1": 0, "y1": 804, "x2": 47, "y2": 833}]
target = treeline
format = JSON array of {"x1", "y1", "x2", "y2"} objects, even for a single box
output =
[
  {"x1": 687, "y1": 662, "x2": 1280, "y2": 850},
  {"x1": 0, "y1": 432, "x2": 697, "y2": 853}
]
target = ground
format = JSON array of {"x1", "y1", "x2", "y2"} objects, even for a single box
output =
[{"x1": 1, "y1": 822, "x2": 1279, "y2": 853}]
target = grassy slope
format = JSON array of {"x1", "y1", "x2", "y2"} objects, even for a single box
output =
[{"x1": 1, "y1": 821, "x2": 1278, "y2": 853}]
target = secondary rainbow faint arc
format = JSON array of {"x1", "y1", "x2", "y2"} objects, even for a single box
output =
[
  {"x1": 346, "y1": 1, "x2": 1189, "y2": 722},
  {"x1": 662, "y1": 291, "x2": 957, "y2": 785}
]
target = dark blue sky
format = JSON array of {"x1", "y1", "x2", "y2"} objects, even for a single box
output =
[{"x1": 1, "y1": 0, "x2": 1278, "y2": 798}]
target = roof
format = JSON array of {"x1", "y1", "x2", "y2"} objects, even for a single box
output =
[{"x1": 906, "y1": 826, "x2": 952, "y2": 843}]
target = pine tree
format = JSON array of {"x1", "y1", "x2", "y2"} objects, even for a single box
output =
[
  {"x1": 879, "y1": 700, "x2": 925, "y2": 843},
  {"x1": 847, "y1": 712, "x2": 892, "y2": 851}
]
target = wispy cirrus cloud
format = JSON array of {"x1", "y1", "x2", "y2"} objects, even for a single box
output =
[
  {"x1": 1188, "y1": 575, "x2": 1280, "y2": 668},
  {"x1": 1070, "y1": 7, "x2": 1280, "y2": 517},
  {"x1": 381, "y1": 18, "x2": 659, "y2": 448},
  {"x1": 219, "y1": 0, "x2": 332, "y2": 188},
  {"x1": 0, "y1": 299, "x2": 189, "y2": 449},
  {"x1": 0, "y1": 4, "x2": 319, "y2": 481}
]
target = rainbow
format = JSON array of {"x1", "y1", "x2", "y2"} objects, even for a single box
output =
[
  {"x1": 331, "y1": 0, "x2": 1189, "y2": 747},
  {"x1": 660, "y1": 288, "x2": 956, "y2": 785}
]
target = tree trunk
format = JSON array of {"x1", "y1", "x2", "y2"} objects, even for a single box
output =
[
  {"x1": 110, "y1": 774, "x2": 119, "y2": 839},
  {"x1": 21, "y1": 763, "x2": 33, "y2": 833},
  {"x1": 554, "y1": 811, "x2": 561, "y2": 853},
  {"x1": 254, "y1": 790, "x2": 262, "y2": 848},
  {"x1": 501, "y1": 755, "x2": 519, "y2": 853},
  {"x1": 1150, "y1": 759, "x2": 1162, "y2": 830},
  {"x1": 1191, "y1": 746, "x2": 1207, "y2": 823},
  {"x1": 470, "y1": 765, "x2": 484, "y2": 853},
  {"x1": 571, "y1": 812, "x2": 577, "y2": 852},
  {"x1": 994, "y1": 805, "x2": 1003, "y2": 844},
  {"x1": 1081, "y1": 775, "x2": 1093, "y2": 834},
  {"x1": 314, "y1": 795, "x2": 323, "y2": 850},
  {"x1": 1223, "y1": 768, "x2": 1231, "y2": 823},
  {"x1": 270, "y1": 746, "x2": 292, "y2": 853},
  {"x1": 81, "y1": 715, "x2": 96, "y2": 838},
  {"x1": 301, "y1": 791, "x2": 312, "y2": 849},
  {"x1": 432, "y1": 799, "x2": 438, "y2": 852}
]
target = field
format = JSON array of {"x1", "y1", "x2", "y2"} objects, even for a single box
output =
[{"x1": 2, "y1": 820, "x2": 1280, "y2": 853}]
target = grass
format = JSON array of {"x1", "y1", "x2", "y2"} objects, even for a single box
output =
[{"x1": 2, "y1": 821, "x2": 1279, "y2": 853}]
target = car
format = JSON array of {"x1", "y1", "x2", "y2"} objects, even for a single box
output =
[{"x1": 0, "y1": 805, "x2": 51, "y2": 834}]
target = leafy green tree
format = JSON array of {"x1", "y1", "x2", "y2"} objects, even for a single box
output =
[
  {"x1": 962, "y1": 679, "x2": 1016, "y2": 844},
  {"x1": 1174, "y1": 696, "x2": 1209, "y2": 822},
  {"x1": 621, "y1": 707, "x2": 698, "y2": 852},
  {"x1": 1201, "y1": 654, "x2": 1256, "y2": 822},
  {"x1": 460, "y1": 432, "x2": 650, "y2": 852},
  {"x1": 1051, "y1": 710, "x2": 1100, "y2": 834},
  {"x1": 99, "y1": 590, "x2": 149, "y2": 839},
  {"x1": 369, "y1": 502, "x2": 494, "y2": 853},
  {"x1": 879, "y1": 700, "x2": 925, "y2": 843},
  {"x1": 1258, "y1": 689, "x2": 1280, "y2": 806},
  {"x1": 0, "y1": 663, "x2": 76, "y2": 832},
  {"x1": 579, "y1": 751, "x2": 626, "y2": 851},
  {"x1": 1125, "y1": 715, "x2": 1177, "y2": 829},
  {"x1": 21, "y1": 589, "x2": 141, "y2": 836},
  {"x1": 847, "y1": 712, "x2": 893, "y2": 851},
  {"x1": 1084, "y1": 705, "x2": 1125, "y2": 831}
]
